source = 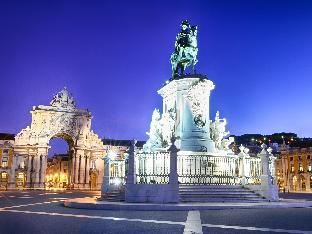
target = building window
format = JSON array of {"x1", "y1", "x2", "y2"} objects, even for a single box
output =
[
  {"x1": 308, "y1": 155, "x2": 311, "y2": 160},
  {"x1": 299, "y1": 164, "x2": 303, "y2": 172},
  {"x1": 291, "y1": 166, "x2": 295, "y2": 173},
  {"x1": 290, "y1": 157, "x2": 293, "y2": 161},
  {"x1": 1, "y1": 172, "x2": 7, "y2": 179},
  {"x1": 308, "y1": 165, "x2": 312, "y2": 172},
  {"x1": 1, "y1": 149, "x2": 9, "y2": 168},
  {"x1": 298, "y1": 156, "x2": 302, "y2": 161}
]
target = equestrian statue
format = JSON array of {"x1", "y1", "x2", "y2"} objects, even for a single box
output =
[{"x1": 170, "y1": 20, "x2": 198, "y2": 79}]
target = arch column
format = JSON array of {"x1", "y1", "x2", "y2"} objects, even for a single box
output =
[
  {"x1": 80, "y1": 154, "x2": 86, "y2": 188},
  {"x1": 70, "y1": 151, "x2": 76, "y2": 186},
  {"x1": 74, "y1": 155, "x2": 80, "y2": 187},
  {"x1": 26, "y1": 155, "x2": 33, "y2": 188},
  {"x1": 7, "y1": 156, "x2": 17, "y2": 189},
  {"x1": 40, "y1": 155, "x2": 47, "y2": 188},
  {"x1": 85, "y1": 152, "x2": 90, "y2": 189},
  {"x1": 33, "y1": 155, "x2": 41, "y2": 189}
]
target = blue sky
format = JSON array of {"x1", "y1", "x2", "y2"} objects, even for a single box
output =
[{"x1": 1, "y1": 0, "x2": 311, "y2": 147}]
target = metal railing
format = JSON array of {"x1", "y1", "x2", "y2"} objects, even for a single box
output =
[
  {"x1": 110, "y1": 151, "x2": 265, "y2": 186},
  {"x1": 245, "y1": 157, "x2": 262, "y2": 185},
  {"x1": 135, "y1": 152, "x2": 170, "y2": 184},
  {"x1": 109, "y1": 159, "x2": 126, "y2": 185},
  {"x1": 177, "y1": 154, "x2": 240, "y2": 185}
]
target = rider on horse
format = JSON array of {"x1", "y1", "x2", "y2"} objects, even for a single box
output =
[{"x1": 171, "y1": 20, "x2": 198, "y2": 79}]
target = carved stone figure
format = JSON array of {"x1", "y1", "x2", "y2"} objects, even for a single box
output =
[
  {"x1": 210, "y1": 111, "x2": 233, "y2": 151},
  {"x1": 143, "y1": 109, "x2": 163, "y2": 151},
  {"x1": 171, "y1": 20, "x2": 198, "y2": 78},
  {"x1": 143, "y1": 107, "x2": 177, "y2": 151},
  {"x1": 160, "y1": 108, "x2": 176, "y2": 146},
  {"x1": 50, "y1": 87, "x2": 76, "y2": 110}
]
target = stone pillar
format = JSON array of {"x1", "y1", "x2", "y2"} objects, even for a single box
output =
[
  {"x1": 96, "y1": 153, "x2": 104, "y2": 189},
  {"x1": 258, "y1": 144, "x2": 279, "y2": 201},
  {"x1": 33, "y1": 155, "x2": 41, "y2": 189},
  {"x1": 74, "y1": 155, "x2": 79, "y2": 186},
  {"x1": 85, "y1": 154, "x2": 90, "y2": 189},
  {"x1": 101, "y1": 156, "x2": 110, "y2": 196},
  {"x1": 238, "y1": 146, "x2": 247, "y2": 186},
  {"x1": 8, "y1": 155, "x2": 17, "y2": 189},
  {"x1": 125, "y1": 140, "x2": 137, "y2": 202},
  {"x1": 80, "y1": 155, "x2": 86, "y2": 188},
  {"x1": 26, "y1": 155, "x2": 32, "y2": 188},
  {"x1": 40, "y1": 155, "x2": 47, "y2": 188},
  {"x1": 126, "y1": 140, "x2": 136, "y2": 185},
  {"x1": 70, "y1": 153, "x2": 75, "y2": 185},
  {"x1": 168, "y1": 138, "x2": 179, "y2": 203}
]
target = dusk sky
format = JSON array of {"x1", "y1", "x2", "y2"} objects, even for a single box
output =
[{"x1": 1, "y1": 0, "x2": 312, "y2": 150}]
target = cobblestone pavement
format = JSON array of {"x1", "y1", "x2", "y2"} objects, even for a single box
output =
[{"x1": 0, "y1": 191, "x2": 312, "y2": 234}]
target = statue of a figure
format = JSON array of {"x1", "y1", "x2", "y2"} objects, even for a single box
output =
[
  {"x1": 210, "y1": 111, "x2": 233, "y2": 151},
  {"x1": 143, "y1": 109, "x2": 163, "y2": 151},
  {"x1": 50, "y1": 87, "x2": 76, "y2": 110},
  {"x1": 170, "y1": 20, "x2": 198, "y2": 78},
  {"x1": 160, "y1": 108, "x2": 176, "y2": 146}
]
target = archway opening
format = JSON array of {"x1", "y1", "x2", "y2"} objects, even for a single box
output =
[{"x1": 46, "y1": 135, "x2": 73, "y2": 190}]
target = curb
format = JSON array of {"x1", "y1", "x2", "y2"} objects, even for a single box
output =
[{"x1": 64, "y1": 198, "x2": 312, "y2": 211}]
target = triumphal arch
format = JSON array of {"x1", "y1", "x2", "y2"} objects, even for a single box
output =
[{"x1": 10, "y1": 88, "x2": 104, "y2": 189}]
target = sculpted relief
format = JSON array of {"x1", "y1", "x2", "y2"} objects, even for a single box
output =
[{"x1": 186, "y1": 79, "x2": 215, "y2": 129}]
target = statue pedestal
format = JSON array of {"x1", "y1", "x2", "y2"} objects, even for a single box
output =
[{"x1": 158, "y1": 77, "x2": 216, "y2": 152}]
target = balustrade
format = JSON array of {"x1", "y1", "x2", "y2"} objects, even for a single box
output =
[{"x1": 110, "y1": 151, "x2": 264, "y2": 186}]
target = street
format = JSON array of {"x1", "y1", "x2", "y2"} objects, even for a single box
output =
[{"x1": 0, "y1": 191, "x2": 312, "y2": 234}]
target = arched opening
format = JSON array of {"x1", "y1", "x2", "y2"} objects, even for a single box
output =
[{"x1": 46, "y1": 134, "x2": 74, "y2": 190}]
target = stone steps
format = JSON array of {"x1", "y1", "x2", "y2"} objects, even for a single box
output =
[
  {"x1": 101, "y1": 191, "x2": 125, "y2": 202},
  {"x1": 179, "y1": 185, "x2": 266, "y2": 203}
]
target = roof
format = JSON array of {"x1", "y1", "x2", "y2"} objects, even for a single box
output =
[
  {"x1": 0, "y1": 133, "x2": 15, "y2": 140},
  {"x1": 102, "y1": 139, "x2": 146, "y2": 148}
]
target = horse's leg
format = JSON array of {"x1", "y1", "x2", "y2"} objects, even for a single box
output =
[{"x1": 182, "y1": 64, "x2": 186, "y2": 75}]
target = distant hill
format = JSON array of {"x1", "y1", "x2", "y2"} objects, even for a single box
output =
[{"x1": 231, "y1": 132, "x2": 312, "y2": 148}]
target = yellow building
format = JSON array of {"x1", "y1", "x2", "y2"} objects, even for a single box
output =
[
  {"x1": 46, "y1": 154, "x2": 69, "y2": 189},
  {"x1": 0, "y1": 133, "x2": 16, "y2": 190},
  {"x1": 276, "y1": 147, "x2": 312, "y2": 192}
]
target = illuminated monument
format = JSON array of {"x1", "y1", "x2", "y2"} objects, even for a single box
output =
[
  {"x1": 143, "y1": 20, "x2": 234, "y2": 154},
  {"x1": 103, "y1": 20, "x2": 279, "y2": 203}
]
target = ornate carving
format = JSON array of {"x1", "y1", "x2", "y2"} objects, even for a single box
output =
[
  {"x1": 143, "y1": 109, "x2": 163, "y2": 151},
  {"x1": 15, "y1": 88, "x2": 104, "y2": 152},
  {"x1": 50, "y1": 87, "x2": 76, "y2": 110},
  {"x1": 143, "y1": 107, "x2": 176, "y2": 152},
  {"x1": 186, "y1": 79, "x2": 214, "y2": 128},
  {"x1": 210, "y1": 111, "x2": 234, "y2": 152}
]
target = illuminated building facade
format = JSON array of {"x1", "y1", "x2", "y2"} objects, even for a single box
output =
[
  {"x1": 46, "y1": 154, "x2": 69, "y2": 189},
  {"x1": 0, "y1": 134, "x2": 15, "y2": 190},
  {"x1": 276, "y1": 147, "x2": 312, "y2": 192}
]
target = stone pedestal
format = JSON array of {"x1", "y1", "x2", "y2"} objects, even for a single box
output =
[
  {"x1": 101, "y1": 157, "x2": 110, "y2": 195},
  {"x1": 158, "y1": 77, "x2": 215, "y2": 152}
]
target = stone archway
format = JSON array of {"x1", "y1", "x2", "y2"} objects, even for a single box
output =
[{"x1": 11, "y1": 88, "x2": 105, "y2": 190}]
